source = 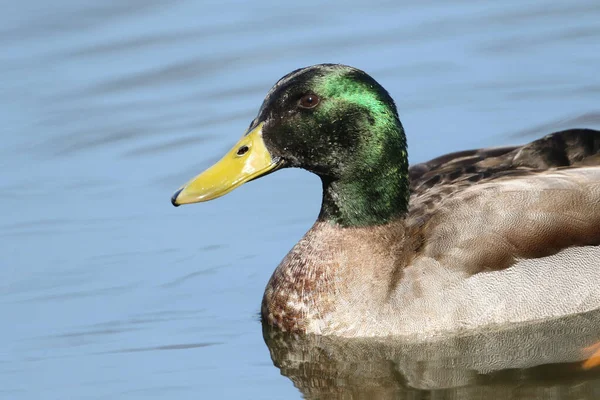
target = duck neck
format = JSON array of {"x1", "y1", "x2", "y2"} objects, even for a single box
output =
[{"x1": 318, "y1": 125, "x2": 410, "y2": 227}]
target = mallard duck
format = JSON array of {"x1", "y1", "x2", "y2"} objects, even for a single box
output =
[{"x1": 172, "y1": 64, "x2": 600, "y2": 338}]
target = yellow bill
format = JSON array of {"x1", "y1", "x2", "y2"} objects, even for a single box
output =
[{"x1": 171, "y1": 123, "x2": 280, "y2": 206}]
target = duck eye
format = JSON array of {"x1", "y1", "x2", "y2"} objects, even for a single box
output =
[{"x1": 299, "y1": 94, "x2": 320, "y2": 109}]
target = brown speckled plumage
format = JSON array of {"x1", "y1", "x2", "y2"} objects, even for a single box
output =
[{"x1": 262, "y1": 220, "x2": 407, "y2": 334}]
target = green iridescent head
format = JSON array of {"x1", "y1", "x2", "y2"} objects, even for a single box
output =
[{"x1": 172, "y1": 64, "x2": 409, "y2": 227}]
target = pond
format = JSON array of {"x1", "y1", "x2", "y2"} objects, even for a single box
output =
[{"x1": 2, "y1": 0, "x2": 600, "y2": 398}]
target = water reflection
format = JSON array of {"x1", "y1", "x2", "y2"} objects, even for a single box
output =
[{"x1": 265, "y1": 309, "x2": 600, "y2": 399}]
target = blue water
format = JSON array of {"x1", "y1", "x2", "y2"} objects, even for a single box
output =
[{"x1": 2, "y1": 1, "x2": 600, "y2": 398}]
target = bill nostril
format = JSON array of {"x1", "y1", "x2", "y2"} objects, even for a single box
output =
[{"x1": 237, "y1": 145, "x2": 249, "y2": 156}]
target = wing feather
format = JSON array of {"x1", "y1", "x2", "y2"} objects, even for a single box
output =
[{"x1": 406, "y1": 129, "x2": 600, "y2": 274}]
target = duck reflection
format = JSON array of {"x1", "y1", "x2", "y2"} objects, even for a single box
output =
[{"x1": 264, "y1": 309, "x2": 600, "y2": 399}]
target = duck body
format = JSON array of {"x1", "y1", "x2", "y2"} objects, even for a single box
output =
[
  {"x1": 172, "y1": 64, "x2": 600, "y2": 337},
  {"x1": 263, "y1": 129, "x2": 600, "y2": 337},
  {"x1": 262, "y1": 130, "x2": 600, "y2": 337}
]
